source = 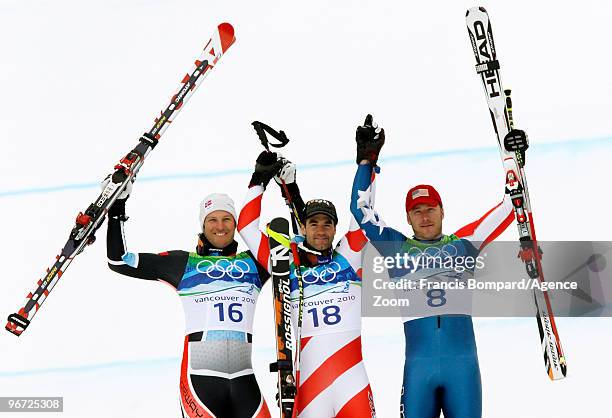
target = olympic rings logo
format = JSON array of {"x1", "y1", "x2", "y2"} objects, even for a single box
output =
[
  {"x1": 405, "y1": 244, "x2": 458, "y2": 260},
  {"x1": 196, "y1": 259, "x2": 251, "y2": 279},
  {"x1": 302, "y1": 261, "x2": 342, "y2": 284}
]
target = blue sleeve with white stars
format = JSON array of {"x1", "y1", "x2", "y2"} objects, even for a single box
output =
[{"x1": 351, "y1": 163, "x2": 407, "y2": 254}]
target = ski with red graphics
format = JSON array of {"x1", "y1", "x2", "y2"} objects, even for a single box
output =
[
  {"x1": 466, "y1": 7, "x2": 567, "y2": 380},
  {"x1": 6, "y1": 23, "x2": 236, "y2": 337}
]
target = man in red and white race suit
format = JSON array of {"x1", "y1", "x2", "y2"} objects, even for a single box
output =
[{"x1": 238, "y1": 152, "x2": 377, "y2": 418}]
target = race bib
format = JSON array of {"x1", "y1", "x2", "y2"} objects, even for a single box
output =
[
  {"x1": 178, "y1": 253, "x2": 262, "y2": 334},
  {"x1": 291, "y1": 256, "x2": 362, "y2": 337}
]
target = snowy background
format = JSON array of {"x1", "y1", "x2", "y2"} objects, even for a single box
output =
[{"x1": 1, "y1": 0, "x2": 611, "y2": 417}]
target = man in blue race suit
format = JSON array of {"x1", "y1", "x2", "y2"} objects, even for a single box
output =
[{"x1": 350, "y1": 114, "x2": 528, "y2": 418}]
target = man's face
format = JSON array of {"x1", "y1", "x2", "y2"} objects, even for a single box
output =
[
  {"x1": 407, "y1": 203, "x2": 444, "y2": 240},
  {"x1": 203, "y1": 210, "x2": 236, "y2": 248},
  {"x1": 300, "y1": 213, "x2": 336, "y2": 251}
]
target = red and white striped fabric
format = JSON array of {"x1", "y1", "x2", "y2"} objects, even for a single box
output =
[
  {"x1": 237, "y1": 185, "x2": 271, "y2": 271},
  {"x1": 454, "y1": 191, "x2": 515, "y2": 249},
  {"x1": 297, "y1": 331, "x2": 376, "y2": 417},
  {"x1": 292, "y1": 218, "x2": 375, "y2": 417}
]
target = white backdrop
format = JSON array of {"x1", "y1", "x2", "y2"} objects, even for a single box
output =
[{"x1": 1, "y1": 1, "x2": 611, "y2": 417}]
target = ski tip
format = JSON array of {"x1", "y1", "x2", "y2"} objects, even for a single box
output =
[
  {"x1": 466, "y1": 6, "x2": 487, "y2": 16},
  {"x1": 5, "y1": 321, "x2": 24, "y2": 337},
  {"x1": 548, "y1": 369, "x2": 567, "y2": 381},
  {"x1": 270, "y1": 217, "x2": 290, "y2": 230},
  {"x1": 546, "y1": 357, "x2": 568, "y2": 381},
  {"x1": 6, "y1": 313, "x2": 29, "y2": 336},
  {"x1": 218, "y1": 23, "x2": 236, "y2": 52}
]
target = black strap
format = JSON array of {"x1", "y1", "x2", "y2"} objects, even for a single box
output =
[
  {"x1": 251, "y1": 121, "x2": 289, "y2": 150},
  {"x1": 187, "y1": 331, "x2": 253, "y2": 342},
  {"x1": 475, "y1": 60, "x2": 500, "y2": 74},
  {"x1": 139, "y1": 132, "x2": 159, "y2": 149}
]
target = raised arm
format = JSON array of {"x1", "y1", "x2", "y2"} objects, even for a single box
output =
[
  {"x1": 106, "y1": 184, "x2": 186, "y2": 289},
  {"x1": 237, "y1": 151, "x2": 286, "y2": 271},
  {"x1": 237, "y1": 184, "x2": 271, "y2": 271},
  {"x1": 453, "y1": 191, "x2": 514, "y2": 250},
  {"x1": 350, "y1": 115, "x2": 407, "y2": 245},
  {"x1": 453, "y1": 130, "x2": 533, "y2": 249}
]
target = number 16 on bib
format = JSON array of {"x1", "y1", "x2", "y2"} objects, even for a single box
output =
[{"x1": 466, "y1": 6, "x2": 567, "y2": 380}]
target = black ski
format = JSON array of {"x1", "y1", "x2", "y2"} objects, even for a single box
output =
[{"x1": 267, "y1": 217, "x2": 297, "y2": 418}]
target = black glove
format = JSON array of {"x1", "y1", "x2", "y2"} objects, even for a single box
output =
[
  {"x1": 504, "y1": 129, "x2": 529, "y2": 153},
  {"x1": 356, "y1": 114, "x2": 385, "y2": 165},
  {"x1": 503, "y1": 129, "x2": 528, "y2": 167},
  {"x1": 249, "y1": 151, "x2": 283, "y2": 188}
]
